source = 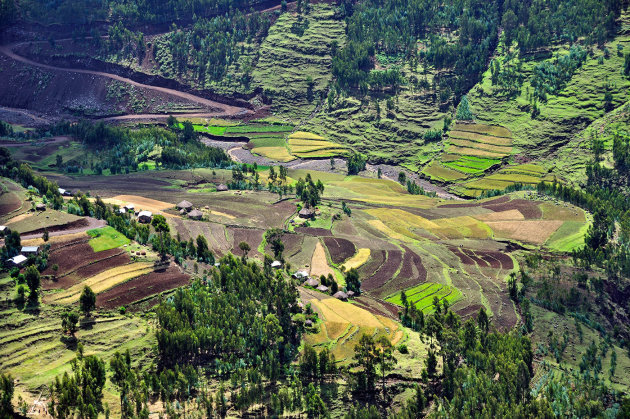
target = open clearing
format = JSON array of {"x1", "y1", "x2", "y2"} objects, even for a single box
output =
[
  {"x1": 87, "y1": 226, "x2": 131, "y2": 252},
  {"x1": 310, "y1": 241, "x2": 335, "y2": 279}
]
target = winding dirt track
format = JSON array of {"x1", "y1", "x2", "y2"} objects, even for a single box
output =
[{"x1": 0, "y1": 43, "x2": 252, "y2": 121}]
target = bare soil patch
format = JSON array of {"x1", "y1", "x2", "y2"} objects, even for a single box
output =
[
  {"x1": 295, "y1": 227, "x2": 331, "y2": 236},
  {"x1": 96, "y1": 264, "x2": 189, "y2": 308},
  {"x1": 322, "y1": 237, "x2": 356, "y2": 265},
  {"x1": 229, "y1": 227, "x2": 264, "y2": 256},
  {"x1": 487, "y1": 220, "x2": 563, "y2": 245},
  {"x1": 310, "y1": 241, "x2": 334, "y2": 278}
]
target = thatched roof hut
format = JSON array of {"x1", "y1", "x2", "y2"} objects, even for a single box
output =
[
  {"x1": 333, "y1": 291, "x2": 348, "y2": 301},
  {"x1": 35, "y1": 203, "x2": 46, "y2": 211},
  {"x1": 216, "y1": 184, "x2": 228, "y2": 192},
  {"x1": 177, "y1": 200, "x2": 193, "y2": 211},
  {"x1": 298, "y1": 207, "x2": 315, "y2": 219},
  {"x1": 347, "y1": 290, "x2": 356, "y2": 298},
  {"x1": 188, "y1": 209, "x2": 203, "y2": 220},
  {"x1": 304, "y1": 278, "x2": 319, "y2": 287},
  {"x1": 317, "y1": 285, "x2": 329, "y2": 293}
]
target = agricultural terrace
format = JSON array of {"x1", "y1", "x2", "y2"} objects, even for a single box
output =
[
  {"x1": 452, "y1": 164, "x2": 557, "y2": 197},
  {"x1": 422, "y1": 123, "x2": 513, "y2": 185},
  {"x1": 386, "y1": 282, "x2": 463, "y2": 314},
  {"x1": 287, "y1": 132, "x2": 348, "y2": 159}
]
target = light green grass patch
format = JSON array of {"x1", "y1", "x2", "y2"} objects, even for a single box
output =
[
  {"x1": 545, "y1": 221, "x2": 590, "y2": 252},
  {"x1": 386, "y1": 282, "x2": 463, "y2": 314},
  {"x1": 87, "y1": 226, "x2": 130, "y2": 252}
]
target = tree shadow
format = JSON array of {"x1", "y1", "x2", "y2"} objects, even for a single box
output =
[
  {"x1": 80, "y1": 317, "x2": 95, "y2": 330},
  {"x1": 60, "y1": 335, "x2": 78, "y2": 350}
]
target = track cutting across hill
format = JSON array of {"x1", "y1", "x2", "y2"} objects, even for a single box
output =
[{"x1": 0, "y1": 42, "x2": 253, "y2": 121}]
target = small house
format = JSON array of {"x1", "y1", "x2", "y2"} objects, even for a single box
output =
[
  {"x1": 298, "y1": 208, "x2": 315, "y2": 219},
  {"x1": 118, "y1": 207, "x2": 126, "y2": 214},
  {"x1": 125, "y1": 203, "x2": 135, "y2": 211},
  {"x1": 271, "y1": 260, "x2": 282, "y2": 269},
  {"x1": 305, "y1": 319, "x2": 313, "y2": 327},
  {"x1": 35, "y1": 203, "x2": 46, "y2": 211},
  {"x1": 137, "y1": 210, "x2": 152, "y2": 223},
  {"x1": 347, "y1": 290, "x2": 355, "y2": 298},
  {"x1": 188, "y1": 209, "x2": 203, "y2": 220},
  {"x1": 58, "y1": 188, "x2": 72, "y2": 196},
  {"x1": 177, "y1": 200, "x2": 193, "y2": 212},
  {"x1": 333, "y1": 291, "x2": 348, "y2": 301},
  {"x1": 317, "y1": 285, "x2": 329, "y2": 293},
  {"x1": 9, "y1": 255, "x2": 27, "y2": 266},
  {"x1": 216, "y1": 184, "x2": 228, "y2": 192},
  {"x1": 0, "y1": 226, "x2": 7, "y2": 236},
  {"x1": 304, "y1": 278, "x2": 319, "y2": 287},
  {"x1": 21, "y1": 246, "x2": 39, "y2": 255}
]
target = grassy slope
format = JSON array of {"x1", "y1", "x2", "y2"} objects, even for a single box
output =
[
  {"x1": 467, "y1": 12, "x2": 630, "y2": 186},
  {"x1": 253, "y1": 4, "x2": 346, "y2": 121}
]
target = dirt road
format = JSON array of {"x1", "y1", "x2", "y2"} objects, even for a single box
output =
[{"x1": 0, "y1": 43, "x2": 252, "y2": 120}]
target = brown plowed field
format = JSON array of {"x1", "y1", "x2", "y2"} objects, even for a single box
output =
[
  {"x1": 96, "y1": 264, "x2": 190, "y2": 308},
  {"x1": 449, "y1": 247, "x2": 475, "y2": 265},
  {"x1": 294, "y1": 227, "x2": 331, "y2": 236},
  {"x1": 486, "y1": 250, "x2": 513, "y2": 270},
  {"x1": 463, "y1": 249, "x2": 490, "y2": 268},
  {"x1": 483, "y1": 199, "x2": 542, "y2": 219},
  {"x1": 0, "y1": 191, "x2": 21, "y2": 215},
  {"x1": 265, "y1": 233, "x2": 303, "y2": 257},
  {"x1": 42, "y1": 240, "x2": 128, "y2": 285},
  {"x1": 359, "y1": 250, "x2": 386, "y2": 279},
  {"x1": 229, "y1": 227, "x2": 264, "y2": 256},
  {"x1": 439, "y1": 195, "x2": 509, "y2": 208},
  {"x1": 373, "y1": 246, "x2": 427, "y2": 298},
  {"x1": 353, "y1": 296, "x2": 400, "y2": 319},
  {"x1": 22, "y1": 218, "x2": 90, "y2": 235},
  {"x1": 322, "y1": 237, "x2": 356, "y2": 264},
  {"x1": 361, "y1": 250, "x2": 403, "y2": 292}
]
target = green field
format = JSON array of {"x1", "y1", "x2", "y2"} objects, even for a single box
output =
[
  {"x1": 387, "y1": 282, "x2": 463, "y2": 313},
  {"x1": 545, "y1": 220, "x2": 590, "y2": 252},
  {"x1": 87, "y1": 226, "x2": 131, "y2": 251}
]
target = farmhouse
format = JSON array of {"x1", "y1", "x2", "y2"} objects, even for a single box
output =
[
  {"x1": 9, "y1": 255, "x2": 27, "y2": 266},
  {"x1": 271, "y1": 260, "x2": 282, "y2": 269},
  {"x1": 0, "y1": 226, "x2": 7, "y2": 235},
  {"x1": 298, "y1": 208, "x2": 315, "y2": 219},
  {"x1": 21, "y1": 246, "x2": 39, "y2": 255},
  {"x1": 125, "y1": 203, "x2": 135, "y2": 211},
  {"x1": 188, "y1": 209, "x2": 203, "y2": 220},
  {"x1": 118, "y1": 208, "x2": 127, "y2": 214},
  {"x1": 216, "y1": 184, "x2": 228, "y2": 192},
  {"x1": 317, "y1": 284, "x2": 329, "y2": 293},
  {"x1": 35, "y1": 203, "x2": 46, "y2": 211},
  {"x1": 137, "y1": 210, "x2": 153, "y2": 223},
  {"x1": 58, "y1": 188, "x2": 72, "y2": 196},
  {"x1": 177, "y1": 200, "x2": 193, "y2": 212}
]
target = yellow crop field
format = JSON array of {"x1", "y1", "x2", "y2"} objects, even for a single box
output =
[
  {"x1": 474, "y1": 209, "x2": 525, "y2": 222},
  {"x1": 310, "y1": 241, "x2": 335, "y2": 278},
  {"x1": 447, "y1": 145, "x2": 506, "y2": 158},
  {"x1": 486, "y1": 220, "x2": 564, "y2": 245},
  {"x1": 104, "y1": 195, "x2": 174, "y2": 212},
  {"x1": 288, "y1": 138, "x2": 335, "y2": 146},
  {"x1": 449, "y1": 138, "x2": 512, "y2": 154},
  {"x1": 448, "y1": 130, "x2": 513, "y2": 146},
  {"x1": 367, "y1": 220, "x2": 413, "y2": 242},
  {"x1": 307, "y1": 297, "x2": 403, "y2": 361},
  {"x1": 432, "y1": 216, "x2": 492, "y2": 239},
  {"x1": 341, "y1": 248, "x2": 370, "y2": 270},
  {"x1": 325, "y1": 177, "x2": 437, "y2": 208},
  {"x1": 251, "y1": 146, "x2": 296, "y2": 162},
  {"x1": 289, "y1": 131, "x2": 325, "y2": 140},
  {"x1": 452, "y1": 123, "x2": 512, "y2": 138},
  {"x1": 49, "y1": 262, "x2": 154, "y2": 304}
]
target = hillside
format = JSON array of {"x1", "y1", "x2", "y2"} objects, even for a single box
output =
[{"x1": 1, "y1": 0, "x2": 630, "y2": 418}]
